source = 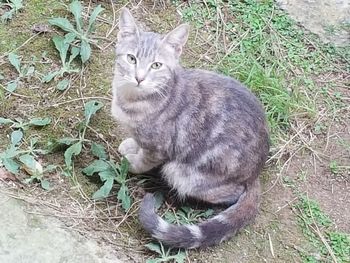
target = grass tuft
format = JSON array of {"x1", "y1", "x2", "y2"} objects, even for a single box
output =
[
  {"x1": 295, "y1": 195, "x2": 350, "y2": 262},
  {"x1": 174, "y1": 0, "x2": 349, "y2": 143}
]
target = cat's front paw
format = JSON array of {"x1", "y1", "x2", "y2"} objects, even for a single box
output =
[
  {"x1": 118, "y1": 138, "x2": 140, "y2": 156},
  {"x1": 125, "y1": 153, "x2": 145, "y2": 174}
]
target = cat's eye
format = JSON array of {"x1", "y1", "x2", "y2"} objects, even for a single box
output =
[
  {"x1": 151, "y1": 62, "x2": 162, "y2": 69},
  {"x1": 127, "y1": 54, "x2": 136, "y2": 64}
]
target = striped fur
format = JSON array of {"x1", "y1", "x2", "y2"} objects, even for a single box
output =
[
  {"x1": 112, "y1": 8, "x2": 270, "y2": 248},
  {"x1": 139, "y1": 179, "x2": 261, "y2": 248}
]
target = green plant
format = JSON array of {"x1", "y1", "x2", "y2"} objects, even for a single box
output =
[
  {"x1": 47, "y1": 100, "x2": 103, "y2": 175},
  {"x1": 42, "y1": 34, "x2": 80, "y2": 90},
  {"x1": 329, "y1": 160, "x2": 350, "y2": 175},
  {"x1": 1, "y1": 53, "x2": 35, "y2": 93},
  {"x1": 164, "y1": 206, "x2": 214, "y2": 225},
  {"x1": 0, "y1": 116, "x2": 53, "y2": 189},
  {"x1": 0, "y1": 0, "x2": 23, "y2": 22},
  {"x1": 295, "y1": 195, "x2": 350, "y2": 262},
  {"x1": 145, "y1": 242, "x2": 186, "y2": 263},
  {"x1": 48, "y1": 0, "x2": 104, "y2": 63},
  {"x1": 83, "y1": 156, "x2": 132, "y2": 211},
  {"x1": 0, "y1": 117, "x2": 51, "y2": 130},
  {"x1": 327, "y1": 232, "x2": 350, "y2": 262},
  {"x1": 46, "y1": 99, "x2": 132, "y2": 211}
]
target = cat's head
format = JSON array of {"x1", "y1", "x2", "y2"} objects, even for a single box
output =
[{"x1": 114, "y1": 8, "x2": 189, "y2": 98}]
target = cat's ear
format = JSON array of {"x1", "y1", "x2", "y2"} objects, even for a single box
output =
[
  {"x1": 163, "y1": 24, "x2": 190, "y2": 57},
  {"x1": 118, "y1": 8, "x2": 139, "y2": 40}
]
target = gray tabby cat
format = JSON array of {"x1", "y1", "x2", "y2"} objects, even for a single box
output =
[{"x1": 111, "y1": 8, "x2": 269, "y2": 249}]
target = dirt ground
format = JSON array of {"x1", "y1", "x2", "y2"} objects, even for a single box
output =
[{"x1": 0, "y1": 1, "x2": 349, "y2": 263}]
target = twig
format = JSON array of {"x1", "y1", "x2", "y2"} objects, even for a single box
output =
[
  {"x1": 48, "y1": 96, "x2": 112, "y2": 107},
  {"x1": 0, "y1": 84, "x2": 31, "y2": 98},
  {"x1": 0, "y1": 33, "x2": 40, "y2": 60},
  {"x1": 306, "y1": 193, "x2": 338, "y2": 263},
  {"x1": 268, "y1": 233, "x2": 275, "y2": 258}
]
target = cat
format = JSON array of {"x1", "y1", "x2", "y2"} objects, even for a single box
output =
[{"x1": 111, "y1": 8, "x2": 269, "y2": 249}]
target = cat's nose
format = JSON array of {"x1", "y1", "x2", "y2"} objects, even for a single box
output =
[{"x1": 135, "y1": 76, "x2": 145, "y2": 84}]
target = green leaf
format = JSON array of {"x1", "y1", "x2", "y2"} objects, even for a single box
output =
[
  {"x1": 40, "y1": 179, "x2": 51, "y2": 190},
  {"x1": 84, "y1": 100, "x2": 103, "y2": 124},
  {"x1": 82, "y1": 159, "x2": 109, "y2": 176},
  {"x1": 64, "y1": 32, "x2": 76, "y2": 44},
  {"x1": 6, "y1": 81, "x2": 18, "y2": 92},
  {"x1": 0, "y1": 145, "x2": 19, "y2": 159},
  {"x1": 64, "y1": 141, "x2": 82, "y2": 167},
  {"x1": 92, "y1": 178, "x2": 114, "y2": 199},
  {"x1": 11, "y1": 0, "x2": 23, "y2": 10},
  {"x1": 19, "y1": 154, "x2": 43, "y2": 177},
  {"x1": 8, "y1": 53, "x2": 21, "y2": 73},
  {"x1": 18, "y1": 154, "x2": 35, "y2": 169},
  {"x1": 164, "y1": 211, "x2": 177, "y2": 224},
  {"x1": 43, "y1": 164, "x2": 57, "y2": 173},
  {"x1": 91, "y1": 142, "x2": 107, "y2": 159},
  {"x1": 42, "y1": 71, "x2": 59, "y2": 83},
  {"x1": 29, "y1": 137, "x2": 39, "y2": 146},
  {"x1": 47, "y1": 137, "x2": 78, "y2": 152},
  {"x1": 80, "y1": 40, "x2": 91, "y2": 63},
  {"x1": 69, "y1": 0, "x2": 83, "y2": 32},
  {"x1": 117, "y1": 184, "x2": 131, "y2": 211},
  {"x1": 58, "y1": 137, "x2": 78, "y2": 145},
  {"x1": 144, "y1": 243, "x2": 162, "y2": 255},
  {"x1": 12, "y1": 120, "x2": 26, "y2": 130},
  {"x1": 173, "y1": 252, "x2": 186, "y2": 263},
  {"x1": 1, "y1": 10, "x2": 14, "y2": 22},
  {"x1": 57, "y1": 79, "x2": 70, "y2": 91},
  {"x1": 202, "y1": 209, "x2": 214, "y2": 218},
  {"x1": 119, "y1": 158, "x2": 129, "y2": 179},
  {"x1": 0, "y1": 117, "x2": 14, "y2": 124},
  {"x1": 26, "y1": 66, "x2": 35, "y2": 76},
  {"x1": 29, "y1": 117, "x2": 51, "y2": 126},
  {"x1": 98, "y1": 169, "x2": 116, "y2": 181},
  {"x1": 3, "y1": 158, "x2": 20, "y2": 174},
  {"x1": 11, "y1": 130, "x2": 23, "y2": 145},
  {"x1": 154, "y1": 192, "x2": 165, "y2": 210},
  {"x1": 87, "y1": 5, "x2": 104, "y2": 33},
  {"x1": 49, "y1": 17, "x2": 76, "y2": 33},
  {"x1": 68, "y1": 46, "x2": 80, "y2": 63},
  {"x1": 52, "y1": 35, "x2": 70, "y2": 64}
]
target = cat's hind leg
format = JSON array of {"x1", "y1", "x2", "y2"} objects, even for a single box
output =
[
  {"x1": 193, "y1": 181, "x2": 246, "y2": 207},
  {"x1": 162, "y1": 162, "x2": 246, "y2": 206}
]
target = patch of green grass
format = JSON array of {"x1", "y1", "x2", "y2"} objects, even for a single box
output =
[
  {"x1": 294, "y1": 195, "x2": 350, "y2": 262},
  {"x1": 329, "y1": 160, "x2": 350, "y2": 176},
  {"x1": 173, "y1": 0, "x2": 349, "y2": 142}
]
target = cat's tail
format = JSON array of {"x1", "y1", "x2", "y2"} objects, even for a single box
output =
[{"x1": 139, "y1": 179, "x2": 260, "y2": 249}]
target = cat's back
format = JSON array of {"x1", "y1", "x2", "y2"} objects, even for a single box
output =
[{"x1": 179, "y1": 68, "x2": 266, "y2": 120}]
